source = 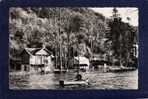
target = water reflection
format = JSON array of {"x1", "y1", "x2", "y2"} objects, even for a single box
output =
[{"x1": 9, "y1": 70, "x2": 138, "y2": 90}]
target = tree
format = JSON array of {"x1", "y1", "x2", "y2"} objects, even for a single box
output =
[
  {"x1": 65, "y1": 14, "x2": 85, "y2": 69},
  {"x1": 107, "y1": 8, "x2": 137, "y2": 67}
]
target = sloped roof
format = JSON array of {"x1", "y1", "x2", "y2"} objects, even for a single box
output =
[
  {"x1": 24, "y1": 48, "x2": 41, "y2": 55},
  {"x1": 35, "y1": 48, "x2": 50, "y2": 56},
  {"x1": 22, "y1": 48, "x2": 52, "y2": 56},
  {"x1": 74, "y1": 56, "x2": 89, "y2": 66}
]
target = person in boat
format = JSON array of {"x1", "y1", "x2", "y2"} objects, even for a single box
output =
[
  {"x1": 75, "y1": 73, "x2": 82, "y2": 81},
  {"x1": 75, "y1": 74, "x2": 90, "y2": 85}
]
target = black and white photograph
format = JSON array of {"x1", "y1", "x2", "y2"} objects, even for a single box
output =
[{"x1": 9, "y1": 7, "x2": 138, "y2": 90}]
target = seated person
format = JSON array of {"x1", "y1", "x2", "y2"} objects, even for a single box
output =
[{"x1": 75, "y1": 73, "x2": 82, "y2": 81}]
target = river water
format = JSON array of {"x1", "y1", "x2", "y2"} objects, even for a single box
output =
[{"x1": 9, "y1": 70, "x2": 138, "y2": 90}]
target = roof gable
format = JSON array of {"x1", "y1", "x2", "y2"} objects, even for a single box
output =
[
  {"x1": 24, "y1": 48, "x2": 40, "y2": 55},
  {"x1": 35, "y1": 48, "x2": 50, "y2": 56},
  {"x1": 21, "y1": 48, "x2": 52, "y2": 56}
]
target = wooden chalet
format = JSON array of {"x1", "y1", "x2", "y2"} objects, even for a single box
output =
[{"x1": 20, "y1": 47, "x2": 54, "y2": 72}]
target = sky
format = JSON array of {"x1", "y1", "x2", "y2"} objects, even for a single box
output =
[{"x1": 89, "y1": 7, "x2": 138, "y2": 26}]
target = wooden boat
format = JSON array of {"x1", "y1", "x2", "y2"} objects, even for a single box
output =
[{"x1": 58, "y1": 80, "x2": 89, "y2": 87}]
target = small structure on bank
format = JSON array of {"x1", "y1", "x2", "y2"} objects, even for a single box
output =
[
  {"x1": 90, "y1": 54, "x2": 113, "y2": 71},
  {"x1": 73, "y1": 56, "x2": 90, "y2": 71},
  {"x1": 91, "y1": 54, "x2": 109, "y2": 65},
  {"x1": 20, "y1": 47, "x2": 54, "y2": 73}
]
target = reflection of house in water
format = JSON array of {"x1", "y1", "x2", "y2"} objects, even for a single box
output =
[{"x1": 20, "y1": 47, "x2": 54, "y2": 72}]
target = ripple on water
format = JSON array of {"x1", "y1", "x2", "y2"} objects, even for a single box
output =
[{"x1": 9, "y1": 70, "x2": 138, "y2": 90}]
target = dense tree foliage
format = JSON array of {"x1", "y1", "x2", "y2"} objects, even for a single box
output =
[
  {"x1": 9, "y1": 7, "x2": 138, "y2": 67},
  {"x1": 9, "y1": 8, "x2": 106, "y2": 58},
  {"x1": 106, "y1": 17, "x2": 138, "y2": 67}
]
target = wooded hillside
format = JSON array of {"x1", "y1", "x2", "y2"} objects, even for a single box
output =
[
  {"x1": 9, "y1": 7, "x2": 138, "y2": 67},
  {"x1": 9, "y1": 8, "x2": 107, "y2": 58}
]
